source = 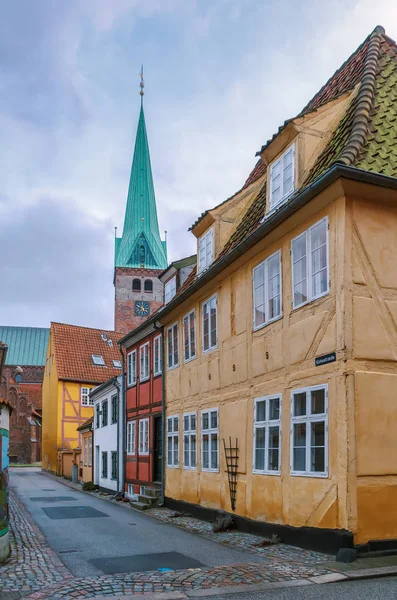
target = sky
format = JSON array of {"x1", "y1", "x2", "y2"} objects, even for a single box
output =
[{"x1": 1, "y1": 0, "x2": 397, "y2": 330}]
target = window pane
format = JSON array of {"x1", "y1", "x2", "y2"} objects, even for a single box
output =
[
  {"x1": 184, "y1": 435, "x2": 189, "y2": 466},
  {"x1": 191, "y1": 436, "x2": 197, "y2": 467},
  {"x1": 311, "y1": 421, "x2": 325, "y2": 472},
  {"x1": 293, "y1": 392, "x2": 306, "y2": 416},
  {"x1": 191, "y1": 414, "x2": 196, "y2": 430},
  {"x1": 202, "y1": 434, "x2": 209, "y2": 468},
  {"x1": 293, "y1": 423, "x2": 306, "y2": 471},
  {"x1": 255, "y1": 426, "x2": 265, "y2": 471},
  {"x1": 268, "y1": 397, "x2": 280, "y2": 420},
  {"x1": 167, "y1": 437, "x2": 172, "y2": 465},
  {"x1": 311, "y1": 220, "x2": 327, "y2": 250},
  {"x1": 202, "y1": 412, "x2": 209, "y2": 430},
  {"x1": 174, "y1": 436, "x2": 179, "y2": 465},
  {"x1": 210, "y1": 299, "x2": 217, "y2": 348},
  {"x1": 210, "y1": 410, "x2": 218, "y2": 429},
  {"x1": 256, "y1": 400, "x2": 266, "y2": 422},
  {"x1": 184, "y1": 415, "x2": 189, "y2": 431},
  {"x1": 294, "y1": 280, "x2": 308, "y2": 306},
  {"x1": 210, "y1": 433, "x2": 218, "y2": 469},
  {"x1": 312, "y1": 267, "x2": 327, "y2": 297},
  {"x1": 268, "y1": 295, "x2": 281, "y2": 320},
  {"x1": 173, "y1": 416, "x2": 179, "y2": 432},
  {"x1": 293, "y1": 234, "x2": 306, "y2": 260},
  {"x1": 167, "y1": 418, "x2": 172, "y2": 433},
  {"x1": 311, "y1": 389, "x2": 325, "y2": 414},
  {"x1": 203, "y1": 305, "x2": 209, "y2": 351}
]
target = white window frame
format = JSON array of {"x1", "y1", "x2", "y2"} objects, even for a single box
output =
[
  {"x1": 127, "y1": 349, "x2": 137, "y2": 387},
  {"x1": 252, "y1": 250, "x2": 282, "y2": 331},
  {"x1": 139, "y1": 342, "x2": 150, "y2": 382},
  {"x1": 153, "y1": 335, "x2": 162, "y2": 376},
  {"x1": 269, "y1": 143, "x2": 295, "y2": 211},
  {"x1": 88, "y1": 436, "x2": 92, "y2": 467},
  {"x1": 167, "y1": 415, "x2": 179, "y2": 468},
  {"x1": 201, "y1": 408, "x2": 219, "y2": 472},
  {"x1": 291, "y1": 217, "x2": 329, "y2": 310},
  {"x1": 167, "y1": 322, "x2": 179, "y2": 370},
  {"x1": 92, "y1": 354, "x2": 105, "y2": 366},
  {"x1": 127, "y1": 483, "x2": 134, "y2": 498},
  {"x1": 183, "y1": 310, "x2": 196, "y2": 363},
  {"x1": 81, "y1": 387, "x2": 92, "y2": 407},
  {"x1": 183, "y1": 412, "x2": 197, "y2": 470},
  {"x1": 138, "y1": 418, "x2": 149, "y2": 456},
  {"x1": 253, "y1": 395, "x2": 282, "y2": 475},
  {"x1": 127, "y1": 420, "x2": 136, "y2": 456},
  {"x1": 165, "y1": 276, "x2": 177, "y2": 304},
  {"x1": 290, "y1": 384, "x2": 328, "y2": 478},
  {"x1": 198, "y1": 227, "x2": 214, "y2": 273},
  {"x1": 84, "y1": 437, "x2": 88, "y2": 467},
  {"x1": 202, "y1": 294, "x2": 218, "y2": 353}
]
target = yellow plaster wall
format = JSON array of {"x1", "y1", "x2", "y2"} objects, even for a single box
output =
[
  {"x1": 164, "y1": 192, "x2": 350, "y2": 532},
  {"x1": 350, "y1": 198, "x2": 397, "y2": 543},
  {"x1": 60, "y1": 381, "x2": 94, "y2": 453},
  {"x1": 42, "y1": 332, "x2": 59, "y2": 472}
]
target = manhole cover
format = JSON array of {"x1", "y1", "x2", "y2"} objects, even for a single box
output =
[
  {"x1": 59, "y1": 549, "x2": 79, "y2": 554},
  {"x1": 42, "y1": 506, "x2": 109, "y2": 520},
  {"x1": 41, "y1": 488, "x2": 56, "y2": 491},
  {"x1": 90, "y1": 552, "x2": 205, "y2": 574},
  {"x1": 30, "y1": 497, "x2": 76, "y2": 502}
]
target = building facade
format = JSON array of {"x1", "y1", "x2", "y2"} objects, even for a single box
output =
[
  {"x1": 153, "y1": 26, "x2": 397, "y2": 551},
  {"x1": 0, "y1": 327, "x2": 49, "y2": 464},
  {"x1": 0, "y1": 342, "x2": 12, "y2": 562},
  {"x1": 91, "y1": 376, "x2": 123, "y2": 493},
  {"x1": 42, "y1": 323, "x2": 122, "y2": 474},
  {"x1": 114, "y1": 88, "x2": 167, "y2": 335}
]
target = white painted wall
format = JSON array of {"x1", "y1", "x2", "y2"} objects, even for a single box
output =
[{"x1": 92, "y1": 376, "x2": 123, "y2": 493}]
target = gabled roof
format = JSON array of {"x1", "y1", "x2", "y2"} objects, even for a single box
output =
[
  {"x1": 0, "y1": 326, "x2": 49, "y2": 366},
  {"x1": 115, "y1": 102, "x2": 167, "y2": 270},
  {"x1": 77, "y1": 416, "x2": 93, "y2": 432},
  {"x1": 51, "y1": 322, "x2": 123, "y2": 384}
]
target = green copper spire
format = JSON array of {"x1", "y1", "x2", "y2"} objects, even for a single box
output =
[{"x1": 115, "y1": 72, "x2": 167, "y2": 269}]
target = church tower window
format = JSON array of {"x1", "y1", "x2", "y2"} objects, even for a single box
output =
[
  {"x1": 132, "y1": 279, "x2": 141, "y2": 291},
  {"x1": 144, "y1": 280, "x2": 153, "y2": 293}
]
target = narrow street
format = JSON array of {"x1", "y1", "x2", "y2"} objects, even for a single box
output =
[{"x1": 2, "y1": 467, "x2": 397, "y2": 600}]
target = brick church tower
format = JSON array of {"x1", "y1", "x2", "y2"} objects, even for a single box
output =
[{"x1": 114, "y1": 73, "x2": 167, "y2": 334}]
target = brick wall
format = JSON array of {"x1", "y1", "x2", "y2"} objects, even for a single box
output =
[{"x1": 114, "y1": 267, "x2": 164, "y2": 334}]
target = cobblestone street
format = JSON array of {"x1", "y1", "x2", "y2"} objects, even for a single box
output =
[{"x1": 0, "y1": 471, "x2": 338, "y2": 599}]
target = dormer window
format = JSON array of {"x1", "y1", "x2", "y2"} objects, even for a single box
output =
[
  {"x1": 198, "y1": 227, "x2": 213, "y2": 273},
  {"x1": 165, "y1": 276, "x2": 176, "y2": 304},
  {"x1": 269, "y1": 143, "x2": 295, "y2": 211}
]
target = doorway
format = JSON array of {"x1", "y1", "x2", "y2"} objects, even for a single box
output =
[{"x1": 153, "y1": 416, "x2": 162, "y2": 483}]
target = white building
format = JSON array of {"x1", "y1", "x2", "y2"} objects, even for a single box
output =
[{"x1": 91, "y1": 375, "x2": 123, "y2": 493}]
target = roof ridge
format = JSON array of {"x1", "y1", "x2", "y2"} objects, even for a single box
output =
[
  {"x1": 336, "y1": 26, "x2": 384, "y2": 166},
  {"x1": 51, "y1": 321, "x2": 120, "y2": 334}
]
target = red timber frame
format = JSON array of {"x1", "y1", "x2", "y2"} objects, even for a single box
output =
[{"x1": 125, "y1": 330, "x2": 163, "y2": 495}]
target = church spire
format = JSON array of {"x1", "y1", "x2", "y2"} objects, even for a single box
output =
[{"x1": 115, "y1": 71, "x2": 167, "y2": 270}]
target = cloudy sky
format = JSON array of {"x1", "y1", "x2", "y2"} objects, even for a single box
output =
[{"x1": 1, "y1": 0, "x2": 397, "y2": 330}]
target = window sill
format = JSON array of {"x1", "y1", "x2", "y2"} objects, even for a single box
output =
[
  {"x1": 252, "y1": 469, "x2": 281, "y2": 476},
  {"x1": 127, "y1": 383, "x2": 137, "y2": 389},
  {"x1": 202, "y1": 345, "x2": 218, "y2": 355},
  {"x1": 183, "y1": 466, "x2": 197, "y2": 471},
  {"x1": 126, "y1": 453, "x2": 136, "y2": 457},
  {"x1": 153, "y1": 371, "x2": 162, "y2": 378},
  {"x1": 138, "y1": 452, "x2": 149, "y2": 457},
  {"x1": 290, "y1": 471, "x2": 328, "y2": 478},
  {"x1": 201, "y1": 468, "x2": 219, "y2": 473},
  {"x1": 292, "y1": 290, "x2": 330, "y2": 311},
  {"x1": 184, "y1": 355, "x2": 197, "y2": 365},
  {"x1": 167, "y1": 464, "x2": 180, "y2": 469},
  {"x1": 253, "y1": 314, "x2": 283, "y2": 332},
  {"x1": 139, "y1": 376, "x2": 150, "y2": 383},
  {"x1": 167, "y1": 363, "x2": 179, "y2": 372}
]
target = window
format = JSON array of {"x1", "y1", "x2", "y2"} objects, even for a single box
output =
[
  {"x1": 95, "y1": 404, "x2": 100, "y2": 428},
  {"x1": 201, "y1": 409, "x2": 218, "y2": 471},
  {"x1": 269, "y1": 143, "x2": 295, "y2": 210},
  {"x1": 101, "y1": 451, "x2": 108, "y2": 478},
  {"x1": 253, "y1": 395, "x2": 281, "y2": 474},
  {"x1": 154, "y1": 335, "x2": 162, "y2": 376},
  {"x1": 167, "y1": 322, "x2": 179, "y2": 369},
  {"x1": 92, "y1": 354, "x2": 105, "y2": 366},
  {"x1": 113, "y1": 359, "x2": 122, "y2": 368},
  {"x1": 84, "y1": 437, "x2": 88, "y2": 467},
  {"x1": 202, "y1": 295, "x2": 218, "y2": 353},
  {"x1": 101, "y1": 400, "x2": 108, "y2": 427},
  {"x1": 165, "y1": 276, "x2": 177, "y2": 304},
  {"x1": 127, "y1": 421, "x2": 136, "y2": 455},
  {"x1": 198, "y1": 228, "x2": 213, "y2": 273},
  {"x1": 292, "y1": 218, "x2": 329, "y2": 309},
  {"x1": 253, "y1": 251, "x2": 282, "y2": 329},
  {"x1": 183, "y1": 310, "x2": 196, "y2": 362},
  {"x1": 140, "y1": 342, "x2": 150, "y2": 381},
  {"x1": 111, "y1": 395, "x2": 118, "y2": 424},
  {"x1": 138, "y1": 418, "x2": 149, "y2": 455},
  {"x1": 127, "y1": 483, "x2": 134, "y2": 498},
  {"x1": 183, "y1": 413, "x2": 197, "y2": 469},
  {"x1": 144, "y1": 279, "x2": 153, "y2": 292},
  {"x1": 81, "y1": 387, "x2": 92, "y2": 406},
  {"x1": 127, "y1": 350, "x2": 137, "y2": 386},
  {"x1": 167, "y1": 416, "x2": 179, "y2": 467},
  {"x1": 88, "y1": 436, "x2": 92, "y2": 467},
  {"x1": 132, "y1": 278, "x2": 141, "y2": 291},
  {"x1": 290, "y1": 384, "x2": 328, "y2": 477},
  {"x1": 111, "y1": 451, "x2": 118, "y2": 480}
]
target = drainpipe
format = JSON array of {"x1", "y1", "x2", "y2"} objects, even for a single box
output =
[
  {"x1": 158, "y1": 326, "x2": 165, "y2": 507},
  {"x1": 114, "y1": 376, "x2": 121, "y2": 493},
  {"x1": 119, "y1": 344, "x2": 126, "y2": 495}
]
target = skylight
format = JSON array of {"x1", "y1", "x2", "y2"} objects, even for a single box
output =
[
  {"x1": 113, "y1": 360, "x2": 122, "y2": 368},
  {"x1": 92, "y1": 354, "x2": 105, "y2": 366}
]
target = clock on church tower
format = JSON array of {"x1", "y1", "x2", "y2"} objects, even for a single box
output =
[{"x1": 134, "y1": 301, "x2": 150, "y2": 317}]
